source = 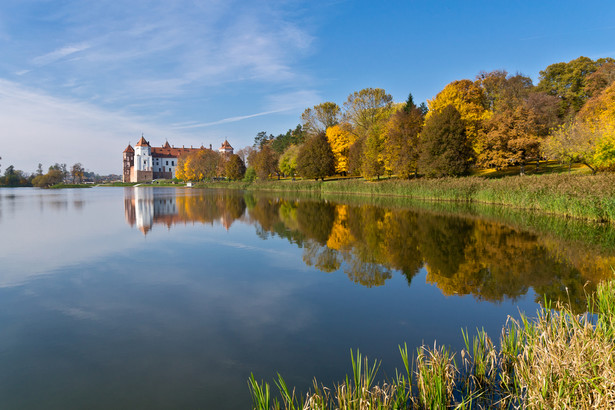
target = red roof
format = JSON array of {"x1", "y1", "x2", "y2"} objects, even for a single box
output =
[
  {"x1": 136, "y1": 136, "x2": 150, "y2": 147},
  {"x1": 123, "y1": 144, "x2": 134, "y2": 153},
  {"x1": 220, "y1": 139, "x2": 233, "y2": 149}
]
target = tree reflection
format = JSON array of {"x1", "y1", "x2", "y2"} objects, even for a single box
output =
[{"x1": 123, "y1": 188, "x2": 614, "y2": 310}]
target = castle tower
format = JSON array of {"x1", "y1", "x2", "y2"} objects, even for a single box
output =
[
  {"x1": 219, "y1": 139, "x2": 234, "y2": 155},
  {"x1": 132, "y1": 136, "x2": 153, "y2": 182},
  {"x1": 123, "y1": 144, "x2": 134, "y2": 182}
]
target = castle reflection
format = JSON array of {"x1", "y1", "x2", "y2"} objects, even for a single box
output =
[{"x1": 123, "y1": 187, "x2": 615, "y2": 311}]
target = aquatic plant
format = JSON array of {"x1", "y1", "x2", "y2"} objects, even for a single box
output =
[{"x1": 249, "y1": 279, "x2": 615, "y2": 409}]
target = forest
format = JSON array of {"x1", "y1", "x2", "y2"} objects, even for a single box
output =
[{"x1": 177, "y1": 55, "x2": 615, "y2": 182}]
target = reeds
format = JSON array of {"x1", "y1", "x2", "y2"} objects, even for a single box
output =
[
  {"x1": 203, "y1": 173, "x2": 615, "y2": 223},
  {"x1": 249, "y1": 279, "x2": 615, "y2": 409}
]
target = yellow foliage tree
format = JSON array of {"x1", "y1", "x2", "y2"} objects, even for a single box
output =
[
  {"x1": 427, "y1": 79, "x2": 492, "y2": 152},
  {"x1": 574, "y1": 81, "x2": 615, "y2": 169},
  {"x1": 326, "y1": 124, "x2": 356, "y2": 174}
]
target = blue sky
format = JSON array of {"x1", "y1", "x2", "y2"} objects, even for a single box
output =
[{"x1": 1, "y1": 0, "x2": 614, "y2": 174}]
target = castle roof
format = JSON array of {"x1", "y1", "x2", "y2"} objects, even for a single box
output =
[
  {"x1": 163, "y1": 141, "x2": 171, "y2": 149},
  {"x1": 124, "y1": 144, "x2": 134, "y2": 153},
  {"x1": 136, "y1": 136, "x2": 150, "y2": 147},
  {"x1": 220, "y1": 139, "x2": 233, "y2": 150}
]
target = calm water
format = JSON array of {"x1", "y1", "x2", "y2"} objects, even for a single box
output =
[{"x1": 0, "y1": 187, "x2": 612, "y2": 408}]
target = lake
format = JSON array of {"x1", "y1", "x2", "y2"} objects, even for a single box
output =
[{"x1": 0, "y1": 187, "x2": 612, "y2": 408}]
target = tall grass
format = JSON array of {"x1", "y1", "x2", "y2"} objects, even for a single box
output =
[
  {"x1": 202, "y1": 174, "x2": 615, "y2": 223},
  {"x1": 249, "y1": 279, "x2": 615, "y2": 409}
]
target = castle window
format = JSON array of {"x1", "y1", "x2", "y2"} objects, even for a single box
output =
[{"x1": 166, "y1": 161, "x2": 168, "y2": 165}]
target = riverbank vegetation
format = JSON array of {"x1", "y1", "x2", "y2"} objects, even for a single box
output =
[
  {"x1": 195, "y1": 172, "x2": 615, "y2": 223},
  {"x1": 249, "y1": 279, "x2": 615, "y2": 409}
]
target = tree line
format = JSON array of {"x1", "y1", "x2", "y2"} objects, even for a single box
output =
[
  {"x1": 0, "y1": 161, "x2": 95, "y2": 187},
  {"x1": 238, "y1": 55, "x2": 615, "y2": 181}
]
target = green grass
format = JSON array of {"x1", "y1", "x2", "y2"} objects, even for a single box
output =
[
  {"x1": 249, "y1": 278, "x2": 615, "y2": 409},
  {"x1": 196, "y1": 173, "x2": 615, "y2": 223},
  {"x1": 48, "y1": 183, "x2": 94, "y2": 189}
]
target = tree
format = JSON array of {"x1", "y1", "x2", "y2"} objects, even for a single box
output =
[
  {"x1": 478, "y1": 105, "x2": 541, "y2": 174},
  {"x1": 71, "y1": 163, "x2": 84, "y2": 183},
  {"x1": 250, "y1": 144, "x2": 278, "y2": 180},
  {"x1": 419, "y1": 105, "x2": 473, "y2": 177},
  {"x1": 177, "y1": 149, "x2": 220, "y2": 181},
  {"x1": 326, "y1": 124, "x2": 356, "y2": 175},
  {"x1": 543, "y1": 121, "x2": 599, "y2": 173},
  {"x1": 271, "y1": 124, "x2": 306, "y2": 154},
  {"x1": 427, "y1": 79, "x2": 491, "y2": 153},
  {"x1": 476, "y1": 70, "x2": 533, "y2": 113},
  {"x1": 537, "y1": 56, "x2": 615, "y2": 116},
  {"x1": 347, "y1": 138, "x2": 364, "y2": 176},
  {"x1": 343, "y1": 88, "x2": 394, "y2": 136},
  {"x1": 278, "y1": 144, "x2": 301, "y2": 177},
  {"x1": 301, "y1": 102, "x2": 341, "y2": 137},
  {"x1": 384, "y1": 98, "x2": 424, "y2": 178},
  {"x1": 296, "y1": 132, "x2": 335, "y2": 181},
  {"x1": 32, "y1": 168, "x2": 64, "y2": 187},
  {"x1": 224, "y1": 154, "x2": 246, "y2": 180},
  {"x1": 361, "y1": 124, "x2": 386, "y2": 180},
  {"x1": 583, "y1": 61, "x2": 615, "y2": 99},
  {"x1": 253, "y1": 131, "x2": 274, "y2": 149}
]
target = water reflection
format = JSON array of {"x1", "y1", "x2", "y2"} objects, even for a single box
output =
[{"x1": 124, "y1": 188, "x2": 614, "y2": 311}]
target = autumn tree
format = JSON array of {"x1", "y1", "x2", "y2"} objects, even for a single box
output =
[
  {"x1": 384, "y1": 95, "x2": 424, "y2": 178},
  {"x1": 32, "y1": 167, "x2": 64, "y2": 187},
  {"x1": 419, "y1": 105, "x2": 473, "y2": 177},
  {"x1": 543, "y1": 121, "x2": 599, "y2": 173},
  {"x1": 343, "y1": 88, "x2": 395, "y2": 179},
  {"x1": 301, "y1": 102, "x2": 341, "y2": 137},
  {"x1": 347, "y1": 138, "x2": 364, "y2": 176},
  {"x1": 176, "y1": 149, "x2": 220, "y2": 181},
  {"x1": 326, "y1": 124, "x2": 356, "y2": 175},
  {"x1": 584, "y1": 61, "x2": 615, "y2": 99},
  {"x1": 249, "y1": 144, "x2": 278, "y2": 180},
  {"x1": 478, "y1": 105, "x2": 541, "y2": 173},
  {"x1": 427, "y1": 79, "x2": 491, "y2": 153},
  {"x1": 343, "y1": 88, "x2": 394, "y2": 136},
  {"x1": 296, "y1": 132, "x2": 335, "y2": 181},
  {"x1": 476, "y1": 70, "x2": 533, "y2": 113},
  {"x1": 71, "y1": 163, "x2": 84, "y2": 183},
  {"x1": 224, "y1": 154, "x2": 246, "y2": 180}
]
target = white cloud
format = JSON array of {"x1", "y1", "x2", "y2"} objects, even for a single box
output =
[
  {"x1": 173, "y1": 109, "x2": 291, "y2": 129},
  {"x1": 32, "y1": 43, "x2": 91, "y2": 66},
  {"x1": 0, "y1": 80, "x2": 206, "y2": 174}
]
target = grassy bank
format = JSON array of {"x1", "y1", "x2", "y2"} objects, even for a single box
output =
[
  {"x1": 197, "y1": 173, "x2": 615, "y2": 223},
  {"x1": 250, "y1": 279, "x2": 615, "y2": 409},
  {"x1": 48, "y1": 183, "x2": 94, "y2": 189}
]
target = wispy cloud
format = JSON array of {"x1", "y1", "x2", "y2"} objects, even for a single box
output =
[
  {"x1": 174, "y1": 109, "x2": 291, "y2": 129},
  {"x1": 32, "y1": 43, "x2": 91, "y2": 66}
]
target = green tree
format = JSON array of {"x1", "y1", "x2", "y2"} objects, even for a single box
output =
[
  {"x1": 224, "y1": 154, "x2": 246, "y2": 180},
  {"x1": 384, "y1": 97, "x2": 424, "y2": 178},
  {"x1": 296, "y1": 132, "x2": 335, "y2": 181},
  {"x1": 278, "y1": 144, "x2": 301, "y2": 177},
  {"x1": 537, "y1": 56, "x2": 615, "y2": 116},
  {"x1": 419, "y1": 105, "x2": 473, "y2": 177}
]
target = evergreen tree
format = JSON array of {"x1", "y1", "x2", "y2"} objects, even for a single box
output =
[{"x1": 419, "y1": 105, "x2": 473, "y2": 177}]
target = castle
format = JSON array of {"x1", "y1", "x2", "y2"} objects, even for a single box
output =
[{"x1": 123, "y1": 136, "x2": 234, "y2": 182}]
